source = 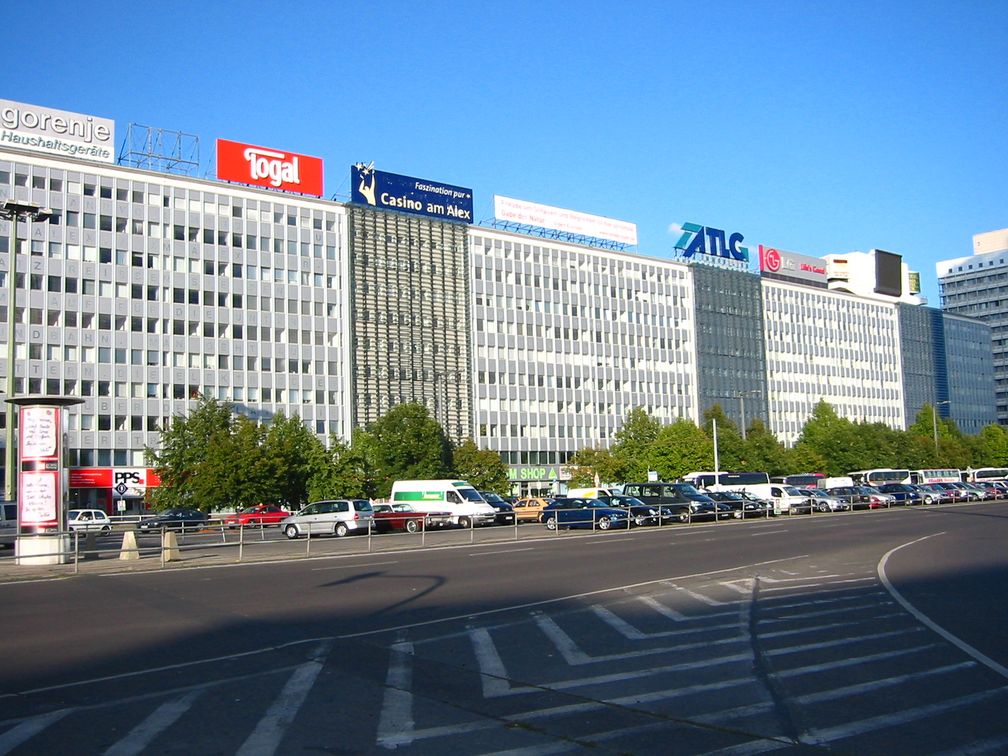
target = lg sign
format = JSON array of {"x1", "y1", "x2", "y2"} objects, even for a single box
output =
[{"x1": 217, "y1": 138, "x2": 323, "y2": 196}]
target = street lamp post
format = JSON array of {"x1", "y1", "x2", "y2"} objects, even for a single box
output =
[
  {"x1": 932, "y1": 400, "x2": 951, "y2": 456},
  {"x1": 734, "y1": 390, "x2": 760, "y2": 440},
  {"x1": 1, "y1": 200, "x2": 52, "y2": 502}
]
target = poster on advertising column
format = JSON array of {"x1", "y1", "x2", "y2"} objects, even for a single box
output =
[{"x1": 20, "y1": 471, "x2": 58, "y2": 528}]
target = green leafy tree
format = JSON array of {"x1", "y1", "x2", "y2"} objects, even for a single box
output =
[
  {"x1": 357, "y1": 403, "x2": 452, "y2": 498},
  {"x1": 145, "y1": 397, "x2": 235, "y2": 511},
  {"x1": 307, "y1": 437, "x2": 370, "y2": 501},
  {"x1": 738, "y1": 419, "x2": 788, "y2": 475},
  {"x1": 193, "y1": 416, "x2": 276, "y2": 512},
  {"x1": 792, "y1": 400, "x2": 864, "y2": 476},
  {"x1": 452, "y1": 439, "x2": 510, "y2": 493},
  {"x1": 647, "y1": 419, "x2": 713, "y2": 480},
  {"x1": 974, "y1": 424, "x2": 1008, "y2": 467},
  {"x1": 566, "y1": 447, "x2": 621, "y2": 487},
  {"x1": 264, "y1": 412, "x2": 326, "y2": 509},
  {"x1": 702, "y1": 404, "x2": 744, "y2": 471},
  {"x1": 611, "y1": 408, "x2": 663, "y2": 481}
]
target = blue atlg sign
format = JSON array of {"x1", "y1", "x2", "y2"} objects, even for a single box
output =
[{"x1": 674, "y1": 222, "x2": 750, "y2": 263}]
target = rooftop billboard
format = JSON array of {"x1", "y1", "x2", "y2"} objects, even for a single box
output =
[
  {"x1": 217, "y1": 138, "x2": 323, "y2": 196},
  {"x1": 493, "y1": 195, "x2": 638, "y2": 245},
  {"x1": 351, "y1": 163, "x2": 473, "y2": 223},
  {"x1": 0, "y1": 99, "x2": 115, "y2": 163},
  {"x1": 758, "y1": 244, "x2": 828, "y2": 285}
]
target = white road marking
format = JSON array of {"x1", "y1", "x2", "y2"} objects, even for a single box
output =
[
  {"x1": 933, "y1": 733, "x2": 1008, "y2": 755},
  {"x1": 0, "y1": 709, "x2": 70, "y2": 755},
  {"x1": 760, "y1": 613, "x2": 907, "y2": 641},
  {"x1": 766, "y1": 627, "x2": 924, "y2": 656},
  {"x1": 376, "y1": 634, "x2": 415, "y2": 749},
  {"x1": 759, "y1": 576, "x2": 876, "y2": 592},
  {"x1": 720, "y1": 579, "x2": 755, "y2": 594},
  {"x1": 469, "y1": 627, "x2": 536, "y2": 697},
  {"x1": 312, "y1": 560, "x2": 398, "y2": 571},
  {"x1": 674, "y1": 585, "x2": 734, "y2": 606},
  {"x1": 591, "y1": 605, "x2": 741, "y2": 640},
  {"x1": 636, "y1": 594, "x2": 692, "y2": 621},
  {"x1": 749, "y1": 529, "x2": 788, "y2": 536},
  {"x1": 534, "y1": 613, "x2": 746, "y2": 665},
  {"x1": 792, "y1": 661, "x2": 976, "y2": 704},
  {"x1": 774, "y1": 644, "x2": 941, "y2": 678},
  {"x1": 104, "y1": 691, "x2": 202, "y2": 756},
  {"x1": 801, "y1": 686, "x2": 1008, "y2": 745},
  {"x1": 470, "y1": 548, "x2": 535, "y2": 557},
  {"x1": 236, "y1": 641, "x2": 331, "y2": 756},
  {"x1": 878, "y1": 532, "x2": 1008, "y2": 681}
]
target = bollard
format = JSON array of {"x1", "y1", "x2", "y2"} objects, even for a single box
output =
[
  {"x1": 422, "y1": 515, "x2": 426, "y2": 547},
  {"x1": 470, "y1": 515, "x2": 475, "y2": 544},
  {"x1": 368, "y1": 520, "x2": 372, "y2": 553},
  {"x1": 120, "y1": 530, "x2": 140, "y2": 561},
  {"x1": 74, "y1": 530, "x2": 80, "y2": 574},
  {"x1": 238, "y1": 523, "x2": 244, "y2": 563}
]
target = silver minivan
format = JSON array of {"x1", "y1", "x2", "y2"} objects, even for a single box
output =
[
  {"x1": 281, "y1": 499, "x2": 374, "y2": 539},
  {"x1": 0, "y1": 502, "x2": 16, "y2": 548}
]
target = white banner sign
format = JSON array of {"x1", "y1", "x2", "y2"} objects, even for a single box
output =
[
  {"x1": 0, "y1": 99, "x2": 115, "y2": 163},
  {"x1": 494, "y1": 195, "x2": 638, "y2": 245}
]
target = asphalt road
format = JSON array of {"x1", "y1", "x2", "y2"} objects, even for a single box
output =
[{"x1": 1, "y1": 503, "x2": 1007, "y2": 754}]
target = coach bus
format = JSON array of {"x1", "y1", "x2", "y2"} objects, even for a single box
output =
[
  {"x1": 908, "y1": 468, "x2": 961, "y2": 484},
  {"x1": 683, "y1": 471, "x2": 770, "y2": 491},
  {"x1": 966, "y1": 467, "x2": 1008, "y2": 483},
  {"x1": 849, "y1": 469, "x2": 911, "y2": 486},
  {"x1": 771, "y1": 473, "x2": 824, "y2": 488}
]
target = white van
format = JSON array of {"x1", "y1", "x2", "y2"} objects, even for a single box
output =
[
  {"x1": 0, "y1": 501, "x2": 16, "y2": 548},
  {"x1": 390, "y1": 480, "x2": 497, "y2": 528},
  {"x1": 565, "y1": 487, "x2": 616, "y2": 499}
]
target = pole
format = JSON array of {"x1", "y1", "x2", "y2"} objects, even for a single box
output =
[
  {"x1": 932, "y1": 404, "x2": 939, "y2": 455},
  {"x1": 4, "y1": 222, "x2": 16, "y2": 502},
  {"x1": 740, "y1": 395, "x2": 747, "y2": 441}
]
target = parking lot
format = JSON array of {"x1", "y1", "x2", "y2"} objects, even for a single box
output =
[{"x1": 1, "y1": 501, "x2": 1007, "y2": 754}]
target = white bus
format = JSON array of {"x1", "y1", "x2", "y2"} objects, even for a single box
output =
[
  {"x1": 966, "y1": 467, "x2": 1008, "y2": 483},
  {"x1": 849, "y1": 469, "x2": 910, "y2": 486},
  {"x1": 908, "y1": 468, "x2": 961, "y2": 484},
  {"x1": 683, "y1": 471, "x2": 771, "y2": 492}
]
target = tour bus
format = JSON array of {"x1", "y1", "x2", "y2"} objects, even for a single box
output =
[
  {"x1": 966, "y1": 468, "x2": 1008, "y2": 483},
  {"x1": 908, "y1": 468, "x2": 961, "y2": 484},
  {"x1": 849, "y1": 469, "x2": 911, "y2": 486},
  {"x1": 683, "y1": 471, "x2": 771, "y2": 492},
  {"x1": 390, "y1": 480, "x2": 497, "y2": 528},
  {"x1": 771, "y1": 473, "x2": 824, "y2": 488}
]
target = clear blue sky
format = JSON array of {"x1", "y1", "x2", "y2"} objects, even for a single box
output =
[{"x1": 7, "y1": 1, "x2": 1006, "y2": 303}]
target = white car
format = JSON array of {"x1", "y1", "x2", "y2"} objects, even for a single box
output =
[
  {"x1": 281, "y1": 499, "x2": 375, "y2": 539},
  {"x1": 68, "y1": 509, "x2": 113, "y2": 533}
]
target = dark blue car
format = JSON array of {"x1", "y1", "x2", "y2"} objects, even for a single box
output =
[{"x1": 541, "y1": 498, "x2": 631, "y2": 530}]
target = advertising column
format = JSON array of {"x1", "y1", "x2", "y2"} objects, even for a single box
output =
[{"x1": 8, "y1": 396, "x2": 84, "y2": 565}]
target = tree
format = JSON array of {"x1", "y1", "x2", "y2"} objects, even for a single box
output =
[
  {"x1": 307, "y1": 437, "x2": 370, "y2": 501},
  {"x1": 974, "y1": 424, "x2": 1008, "y2": 467},
  {"x1": 145, "y1": 397, "x2": 235, "y2": 511},
  {"x1": 193, "y1": 416, "x2": 276, "y2": 512},
  {"x1": 646, "y1": 419, "x2": 713, "y2": 481},
  {"x1": 264, "y1": 412, "x2": 326, "y2": 509},
  {"x1": 738, "y1": 419, "x2": 788, "y2": 475},
  {"x1": 611, "y1": 408, "x2": 663, "y2": 481},
  {"x1": 702, "y1": 404, "x2": 744, "y2": 471},
  {"x1": 452, "y1": 439, "x2": 510, "y2": 493},
  {"x1": 792, "y1": 400, "x2": 864, "y2": 476},
  {"x1": 566, "y1": 446, "x2": 621, "y2": 487},
  {"x1": 357, "y1": 403, "x2": 452, "y2": 498}
]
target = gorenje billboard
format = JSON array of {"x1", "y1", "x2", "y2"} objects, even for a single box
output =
[
  {"x1": 0, "y1": 99, "x2": 115, "y2": 163},
  {"x1": 351, "y1": 163, "x2": 473, "y2": 223}
]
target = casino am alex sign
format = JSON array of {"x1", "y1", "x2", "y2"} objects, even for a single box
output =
[{"x1": 351, "y1": 163, "x2": 473, "y2": 223}]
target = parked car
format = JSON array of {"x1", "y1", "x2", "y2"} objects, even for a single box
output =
[
  {"x1": 769, "y1": 485, "x2": 812, "y2": 515},
  {"x1": 281, "y1": 499, "x2": 374, "y2": 538},
  {"x1": 0, "y1": 501, "x2": 15, "y2": 548},
  {"x1": 479, "y1": 491, "x2": 517, "y2": 525},
  {"x1": 876, "y1": 483, "x2": 923, "y2": 506},
  {"x1": 855, "y1": 486, "x2": 894, "y2": 508},
  {"x1": 906, "y1": 484, "x2": 940, "y2": 505},
  {"x1": 512, "y1": 497, "x2": 551, "y2": 523},
  {"x1": 621, "y1": 481, "x2": 719, "y2": 519},
  {"x1": 916, "y1": 483, "x2": 957, "y2": 504},
  {"x1": 222, "y1": 504, "x2": 291, "y2": 528},
  {"x1": 825, "y1": 486, "x2": 873, "y2": 509},
  {"x1": 138, "y1": 508, "x2": 209, "y2": 532},
  {"x1": 706, "y1": 490, "x2": 772, "y2": 518},
  {"x1": 372, "y1": 502, "x2": 452, "y2": 533},
  {"x1": 799, "y1": 489, "x2": 850, "y2": 513},
  {"x1": 933, "y1": 482, "x2": 972, "y2": 502},
  {"x1": 594, "y1": 495, "x2": 661, "y2": 526},
  {"x1": 540, "y1": 498, "x2": 630, "y2": 530},
  {"x1": 67, "y1": 509, "x2": 113, "y2": 534}
]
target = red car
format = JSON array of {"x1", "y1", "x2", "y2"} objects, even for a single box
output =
[
  {"x1": 223, "y1": 504, "x2": 291, "y2": 528},
  {"x1": 372, "y1": 503, "x2": 452, "y2": 533}
]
